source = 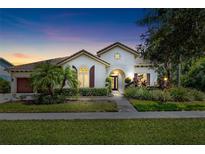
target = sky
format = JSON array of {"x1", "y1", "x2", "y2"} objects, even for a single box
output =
[{"x1": 0, "y1": 8, "x2": 148, "y2": 65}]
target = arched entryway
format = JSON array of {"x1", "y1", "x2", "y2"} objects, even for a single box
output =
[{"x1": 110, "y1": 69, "x2": 125, "y2": 92}]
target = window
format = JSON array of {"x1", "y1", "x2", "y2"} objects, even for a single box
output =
[
  {"x1": 78, "y1": 66, "x2": 89, "y2": 87},
  {"x1": 136, "y1": 73, "x2": 150, "y2": 86},
  {"x1": 114, "y1": 52, "x2": 120, "y2": 60}
]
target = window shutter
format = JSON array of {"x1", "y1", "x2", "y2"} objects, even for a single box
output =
[
  {"x1": 89, "y1": 65, "x2": 95, "y2": 88},
  {"x1": 134, "y1": 73, "x2": 138, "y2": 81},
  {"x1": 147, "y1": 73, "x2": 150, "y2": 86}
]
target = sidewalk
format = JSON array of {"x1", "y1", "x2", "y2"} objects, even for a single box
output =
[{"x1": 0, "y1": 111, "x2": 205, "y2": 120}]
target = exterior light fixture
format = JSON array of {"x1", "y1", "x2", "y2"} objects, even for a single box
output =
[
  {"x1": 113, "y1": 70, "x2": 119, "y2": 75},
  {"x1": 164, "y1": 77, "x2": 168, "y2": 81}
]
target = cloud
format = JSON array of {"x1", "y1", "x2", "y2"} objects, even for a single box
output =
[{"x1": 13, "y1": 53, "x2": 31, "y2": 59}]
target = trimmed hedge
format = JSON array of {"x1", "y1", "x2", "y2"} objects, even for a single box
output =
[
  {"x1": 55, "y1": 88, "x2": 78, "y2": 96},
  {"x1": 55, "y1": 88, "x2": 108, "y2": 96},
  {"x1": 79, "y1": 88, "x2": 108, "y2": 96}
]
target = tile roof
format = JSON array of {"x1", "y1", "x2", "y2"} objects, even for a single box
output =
[
  {"x1": 9, "y1": 50, "x2": 110, "y2": 72},
  {"x1": 58, "y1": 49, "x2": 110, "y2": 66},
  {"x1": 97, "y1": 42, "x2": 139, "y2": 56},
  {"x1": 9, "y1": 56, "x2": 69, "y2": 72}
]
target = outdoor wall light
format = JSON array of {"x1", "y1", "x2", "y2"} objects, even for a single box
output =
[
  {"x1": 164, "y1": 77, "x2": 168, "y2": 81},
  {"x1": 113, "y1": 70, "x2": 119, "y2": 75}
]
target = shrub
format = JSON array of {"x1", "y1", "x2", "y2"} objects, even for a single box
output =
[
  {"x1": 34, "y1": 94, "x2": 66, "y2": 104},
  {"x1": 54, "y1": 94, "x2": 66, "y2": 104},
  {"x1": 55, "y1": 88, "x2": 108, "y2": 97},
  {"x1": 124, "y1": 87, "x2": 136, "y2": 98},
  {"x1": 105, "y1": 77, "x2": 112, "y2": 94},
  {"x1": 0, "y1": 77, "x2": 10, "y2": 93},
  {"x1": 136, "y1": 87, "x2": 152, "y2": 100},
  {"x1": 55, "y1": 88, "x2": 78, "y2": 96},
  {"x1": 187, "y1": 88, "x2": 205, "y2": 101},
  {"x1": 169, "y1": 87, "x2": 192, "y2": 102},
  {"x1": 124, "y1": 87, "x2": 152, "y2": 100},
  {"x1": 79, "y1": 88, "x2": 108, "y2": 96},
  {"x1": 125, "y1": 77, "x2": 131, "y2": 84},
  {"x1": 182, "y1": 57, "x2": 205, "y2": 92},
  {"x1": 124, "y1": 87, "x2": 171, "y2": 102},
  {"x1": 151, "y1": 90, "x2": 172, "y2": 102},
  {"x1": 125, "y1": 86, "x2": 205, "y2": 102}
]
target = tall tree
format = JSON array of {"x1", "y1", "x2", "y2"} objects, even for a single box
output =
[
  {"x1": 31, "y1": 62, "x2": 62, "y2": 96},
  {"x1": 137, "y1": 9, "x2": 205, "y2": 86},
  {"x1": 182, "y1": 57, "x2": 205, "y2": 91}
]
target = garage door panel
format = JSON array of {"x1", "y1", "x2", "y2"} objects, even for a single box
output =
[{"x1": 17, "y1": 78, "x2": 33, "y2": 93}]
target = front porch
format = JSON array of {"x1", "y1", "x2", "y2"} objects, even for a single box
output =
[{"x1": 109, "y1": 68, "x2": 154, "y2": 93}]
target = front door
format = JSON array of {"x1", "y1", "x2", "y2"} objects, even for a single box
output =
[{"x1": 111, "y1": 76, "x2": 118, "y2": 90}]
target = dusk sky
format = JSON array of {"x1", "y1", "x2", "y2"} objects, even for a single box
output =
[{"x1": 0, "y1": 8, "x2": 147, "y2": 65}]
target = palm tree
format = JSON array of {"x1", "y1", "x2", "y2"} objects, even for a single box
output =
[
  {"x1": 31, "y1": 62, "x2": 78, "y2": 96},
  {"x1": 60, "y1": 66, "x2": 78, "y2": 92},
  {"x1": 31, "y1": 62, "x2": 62, "y2": 96}
]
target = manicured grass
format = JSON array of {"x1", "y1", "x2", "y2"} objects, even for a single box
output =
[
  {"x1": 130, "y1": 99, "x2": 205, "y2": 111},
  {"x1": 0, "y1": 119, "x2": 205, "y2": 144},
  {"x1": 0, "y1": 101, "x2": 117, "y2": 113}
]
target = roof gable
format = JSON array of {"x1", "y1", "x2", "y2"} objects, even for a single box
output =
[
  {"x1": 97, "y1": 42, "x2": 139, "y2": 56},
  {"x1": 58, "y1": 50, "x2": 110, "y2": 66},
  {"x1": 0, "y1": 58, "x2": 13, "y2": 68}
]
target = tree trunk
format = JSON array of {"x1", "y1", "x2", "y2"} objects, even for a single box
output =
[
  {"x1": 177, "y1": 55, "x2": 182, "y2": 87},
  {"x1": 60, "y1": 77, "x2": 66, "y2": 93},
  {"x1": 164, "y1": 62, "x2": 172, "y2": 87},
  {"x1": 48, "y1": 85, "x2": 53, "y2": 96}
]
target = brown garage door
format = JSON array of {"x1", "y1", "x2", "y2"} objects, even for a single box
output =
[{"x1": 17, "y1": 78, "x2": 33, "y2": 93}]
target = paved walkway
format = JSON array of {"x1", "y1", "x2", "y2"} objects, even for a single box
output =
[
  {"x1": 74, "y1": 91, "x2": 137, "y2": 112},
  {"x1": 112, "y1": 91, "x2": 137, "y2": 112},
  {"x1": 0, "y1": 111, "x2": 205, "y2": 120}
]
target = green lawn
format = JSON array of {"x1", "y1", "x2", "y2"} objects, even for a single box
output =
[
  {"x1": 130, "y1": 99, "x2": 205, "y2": 111},
  {"x1": 0, "y1": 119, "x2": 205, "y2": 144},
  {"x1": 0, "y1": 101, "x2": 117, "y2": 112}
]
